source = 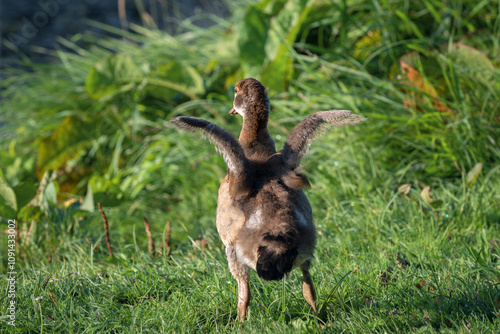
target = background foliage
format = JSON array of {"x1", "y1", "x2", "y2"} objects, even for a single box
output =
[{"x1": 1, "y1": 0, "x2": 499, "y2": 332}]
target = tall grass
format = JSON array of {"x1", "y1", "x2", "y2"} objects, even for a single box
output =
[{"x1": 1, "y1": 0, "x2": 499, "y2": 332}]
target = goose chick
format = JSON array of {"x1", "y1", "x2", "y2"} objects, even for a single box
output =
[{"x1": 170, "y1": 78, "x2": 364, "y2": 321}]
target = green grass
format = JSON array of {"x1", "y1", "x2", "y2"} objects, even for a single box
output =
[
  {"x1": 6, "y1": 170, "x2": 500, "y2": 332},
  {"x1": 1, "y1": 0, "x2": 500, "y2": 332}
]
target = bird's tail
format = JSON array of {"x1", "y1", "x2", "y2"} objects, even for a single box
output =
[{"x1": 256, "y1": 231, "x2": 299, "y2": 281}]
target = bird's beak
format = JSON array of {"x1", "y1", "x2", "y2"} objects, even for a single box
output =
[{"x1": 229, "y1": 107, "x2": 238, "y2": 115}]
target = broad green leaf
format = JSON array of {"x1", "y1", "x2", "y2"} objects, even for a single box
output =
[
  {"x1": 37, "y1": 115, "x2": 94, "y2": 174},
  {"x1": 81, "y1": 183, "x2": 95, "y2": 212},
  {"x1": 237, "y1": 5, "x2": 270, "y2": 78},
  {"x1": 85, "y1": 54, "x2": 143, "y2": 100},
  {"x1": 0, "y1": 178, "x2": 17, "y2": 218},
  {"x1": 254, "y1": 0, "x2": 287, "y2": 14},
  {"x1": 440, "y1": 43, "x2": 494, "y2": 84},
  {"x1": 261, "y1": 47, "x2": 294, "y2": 92},
  {"x1": 466, "y1": 162, "x2": 483, "y2": 185},
  {"x1": 17, "y1": 205, "x2": 42, "y2": 223},
  {"x1": 13, "y1": 182, "x2": 37, "y2": 210},
  {"x1": 264, "y1": 0, "x2": 309, "y2": 60},
  {"x1": 89, "y1": 175, "x2": 126, "y2": 207},
  {"x1": 44, "y1": 182, "x2": 57, "y2": 205},
  {"x1": 145, "y1": 61, "x2": 204, "y2": 101},
  {"x1": 443, "y1": 43, "x2": 494, "y2": 71},
  {"x1": 353, "y1": 29, "x2": 382, "y2": 60},
  {"x1": 262, "y1": 0, "x2": 313, "y2": 92}
]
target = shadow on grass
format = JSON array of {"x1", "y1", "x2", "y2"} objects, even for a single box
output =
[{"x1": 317, "y1": 275, "x2": 499, "y2": 331}]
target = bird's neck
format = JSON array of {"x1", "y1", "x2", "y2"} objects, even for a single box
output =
[{"x1": 239, "y1": 104, "x2": 276, "y2": 159}]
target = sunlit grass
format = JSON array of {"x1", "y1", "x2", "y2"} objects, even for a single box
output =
[{"x1": 1, "y1": 0, "x2": 499, "y2": 332}]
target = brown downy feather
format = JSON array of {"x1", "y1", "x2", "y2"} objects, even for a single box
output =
[
  {"x1": 170, "y1": 116, "x2": 254, "y2": 196},
  {"x1": 282, "y1": 110, "x2": 366, "y2": 169}
]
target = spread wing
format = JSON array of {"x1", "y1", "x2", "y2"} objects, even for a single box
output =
[
  {"x1": 281, "y1": 110, "x2": 365, "y2": 169},
  {"x1": 170, "y1": 116, "x2": 252, "y2": 185}
]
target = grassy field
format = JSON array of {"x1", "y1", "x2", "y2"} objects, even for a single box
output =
[{"x1": 1, "y1": 0, "x2": 500, "y2": 332}]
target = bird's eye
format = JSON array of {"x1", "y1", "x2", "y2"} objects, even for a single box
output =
[{"x1": 235, "y1": 87, "x2": 239, "y2": 93}]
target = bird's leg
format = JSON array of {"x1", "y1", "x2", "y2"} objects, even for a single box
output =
[
  {"x1": 301, "y1": 261, "x2": 317, "y2": 313},
  {"x1": 237, "y1": 278, "x2": 251, "y2": 321},
  {"x1": 226, "y1": 246, "x2": 251, "y2": 321}
]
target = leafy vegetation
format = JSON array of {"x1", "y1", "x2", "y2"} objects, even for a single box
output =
[{"x1": 1, "y1": 0, "x2": 499, "y2": 332}]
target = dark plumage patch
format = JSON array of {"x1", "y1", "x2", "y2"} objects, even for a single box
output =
[
  {"x1": 262, "y1": 231, "x2": 296, "y2": 244},
  {"x1": 256, "y1": 245, "x2": 298, "y2": 281}
]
